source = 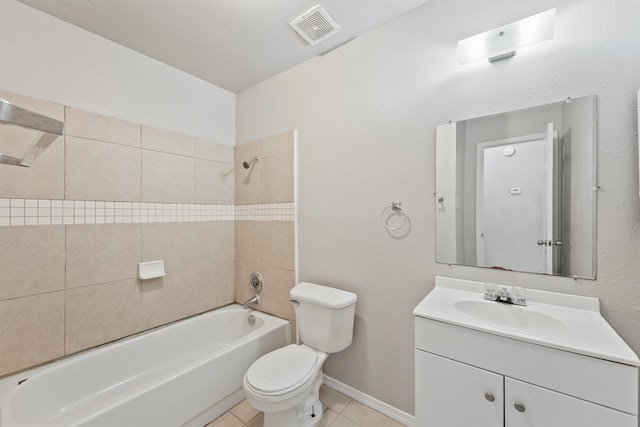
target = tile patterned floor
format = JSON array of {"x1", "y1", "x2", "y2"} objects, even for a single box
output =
[{"x1": 206, "y1": 385, "x2": 406, "y2": 427}]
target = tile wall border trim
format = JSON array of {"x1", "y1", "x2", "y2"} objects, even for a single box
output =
[
  {"x1": 235, "y1": 203, "x2": 295, "y2": 222},
  {"x1": 0, "y1": 199, "x2": 294, "y2": 226}
]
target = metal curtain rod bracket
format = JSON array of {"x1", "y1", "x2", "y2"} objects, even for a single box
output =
[{"x1": 0, "y1": 98, "x2": 64, "y2": 167}]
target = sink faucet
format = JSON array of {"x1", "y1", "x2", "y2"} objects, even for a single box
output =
[
  {"x1": 484, "y1": 284, "x2": 526, "y2": 306},
  {"x1": 243, "y1": 294, "x2": 260, "y2": 309}
]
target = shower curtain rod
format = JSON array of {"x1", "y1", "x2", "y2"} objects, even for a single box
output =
[{"x1": 0, "y1": 97, "x2": 64, "y2": 167}]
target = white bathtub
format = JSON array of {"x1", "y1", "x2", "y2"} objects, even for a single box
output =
[{"x1": 0, "y1": 305, "x2": 290, "y2": 427}]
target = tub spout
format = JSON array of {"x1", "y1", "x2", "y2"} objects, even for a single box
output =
[{"x1": 243, "y1": 295, "x2": 260, "y2": 309}]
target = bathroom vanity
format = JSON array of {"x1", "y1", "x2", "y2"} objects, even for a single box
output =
[{"x1": 414, "y1": 276, "x2": 639, "y2": 427}]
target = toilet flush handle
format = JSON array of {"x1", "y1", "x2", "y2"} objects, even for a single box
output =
[{"x1": 289, "y1": 299, "x2": 301, "y2": 345}]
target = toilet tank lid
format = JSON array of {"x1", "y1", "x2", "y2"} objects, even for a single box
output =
[{"x1": 291, "y1": 282, "x2": 357, "y2": 309}]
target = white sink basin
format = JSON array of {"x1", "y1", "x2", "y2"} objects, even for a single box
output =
[
  {"x1": 453, "y1": 300, "x2": 566, "y2": 332},
  {"x1": 414, "y1": 276, "x2": 640, "y2": 366}
]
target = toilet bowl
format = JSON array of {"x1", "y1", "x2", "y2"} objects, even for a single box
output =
[
  {"x1": 242, "y1": 282, "x2": 357, "y2": 427},
  {"x1": 243, "y1": 344, "x2": 328, "y2": 427}
]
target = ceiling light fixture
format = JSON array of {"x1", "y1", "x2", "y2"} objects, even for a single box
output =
[{"x1": 457, "y1": 9, "x2": 556, "y2": 65}]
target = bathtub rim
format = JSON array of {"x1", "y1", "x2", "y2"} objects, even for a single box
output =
[{"x1": 0, "y1": 304, "x2": 290, "y2": 426}]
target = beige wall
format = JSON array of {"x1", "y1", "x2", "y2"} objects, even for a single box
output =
[
  {"x1": 234, "y1": 132, "x2": 297, "y2": 328},
  {"x1": 0, "y1": 90, "x2": 236, "y2": 376},
  {"x1": 236, "y1": 0, "x2": 640, "y2": 415},
  {"x1": 0, "y1": 0, "x2": 235, "y2": 145}
]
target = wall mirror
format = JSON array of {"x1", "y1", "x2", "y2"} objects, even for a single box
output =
[{"x1": 435, "y1": 95, "x2": 596, "y2": 279}]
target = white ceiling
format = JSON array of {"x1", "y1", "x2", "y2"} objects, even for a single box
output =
[{"x1": 18, "y1": 0, "x2": 432, "y2": 93}]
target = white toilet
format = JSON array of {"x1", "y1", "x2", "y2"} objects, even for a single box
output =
[{"x1": 243, "y1": 282, "x2": 357, "y2": 427}]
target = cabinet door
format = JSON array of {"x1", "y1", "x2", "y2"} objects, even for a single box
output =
[
  {"x1": 415, "y1": 350, "x2": 503, "y2": 427},
  {"x1": 505, "y1": 378, "x2": 637, "y2": 427}
]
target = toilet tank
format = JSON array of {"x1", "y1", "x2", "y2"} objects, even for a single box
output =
[{"x1": 290, "y1": 282, "x2": 357, "y2": 353}]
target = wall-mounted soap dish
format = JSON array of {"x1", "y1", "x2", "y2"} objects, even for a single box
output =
[{"x1": 139, "y1": 260, "x2": 166, "y2": 280}]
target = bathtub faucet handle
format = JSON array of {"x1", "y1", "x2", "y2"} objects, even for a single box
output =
[{"x1": 243, "y1": 295, "x2": 260, "y2": 309}]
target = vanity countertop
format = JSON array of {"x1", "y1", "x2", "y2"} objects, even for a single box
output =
[{"x1": 414, "y1": 276, "x2": 640, "y2": 366}]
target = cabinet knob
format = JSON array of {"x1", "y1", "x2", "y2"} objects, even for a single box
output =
[
  {"x1": 484, "y1": 392, "x2": 495, "y2": 402},
  {"x1": 514, "y1": 402, "x2": 526, "y2": 413}
]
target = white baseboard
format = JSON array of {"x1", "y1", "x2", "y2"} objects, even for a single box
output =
[{"x1": 323, "y1": 375, "x2": 415, "y2": 426}]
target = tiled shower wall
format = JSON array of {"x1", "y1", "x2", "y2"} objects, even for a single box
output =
[
  {"x1": 234, "y1": 132, "x2": 296, "y2": 327},
  {"x1": 0, "y1": 90, "x2": 237, "y2": 376}
]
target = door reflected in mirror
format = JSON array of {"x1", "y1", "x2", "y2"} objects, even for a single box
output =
[{"x1": 435, "y1": 96, "x2": 596, "y2": 279}]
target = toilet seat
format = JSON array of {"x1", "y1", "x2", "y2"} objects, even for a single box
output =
[{"x1": 246, "y1": 345, "x2": 319, "y2": 396}]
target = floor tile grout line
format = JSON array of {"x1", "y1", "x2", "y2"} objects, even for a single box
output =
[
  {"x1": 227, "y1": 410, "x2": 245, "y2": 426},
  {"x1": 213, "y1": 384, "x2": 401, "y2": 427}
]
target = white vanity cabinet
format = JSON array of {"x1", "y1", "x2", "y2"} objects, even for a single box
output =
[
  {"x1": 416, "y1": 348, "x2": 637, "y2": 427},
  {"x1": 416, "y1": 350, "x2": 504, "y2": 427},
  {"x1": 414, "y1": 277, "x2": 640, "y2": 427},
  {"x1": 504, "y1": 378, "x2": 636, "y2": 427}
]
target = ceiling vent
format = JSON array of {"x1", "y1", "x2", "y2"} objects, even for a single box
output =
[{"x1": 289, "y1": 5, "x2": 341, "y2": 46}]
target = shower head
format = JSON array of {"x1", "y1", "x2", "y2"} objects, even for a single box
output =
[{"x1": 242, "y1": 157, "x2": 258, "y2": 169}]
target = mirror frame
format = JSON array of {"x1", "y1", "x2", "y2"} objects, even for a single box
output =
[{"x1": 435, "y1": 95, "x2": 597, "y2": 279}]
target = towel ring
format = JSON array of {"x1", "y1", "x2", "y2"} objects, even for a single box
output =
[{"x1": 381, "y1": 202, "x2": 407, "y2": 231}]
